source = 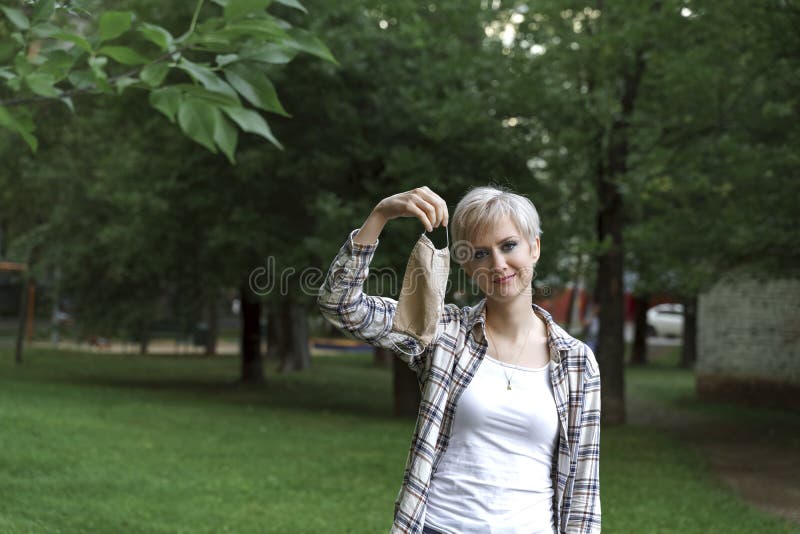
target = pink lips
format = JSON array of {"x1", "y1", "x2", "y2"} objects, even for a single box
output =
[{"x1": 494, "y1": 273, "x2": 516, "y2": 284}]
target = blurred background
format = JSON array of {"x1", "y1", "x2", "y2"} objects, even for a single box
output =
[{"x1": 0, "y1": 0, "x2": 798, "y2": 532}]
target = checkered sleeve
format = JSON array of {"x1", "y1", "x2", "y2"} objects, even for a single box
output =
[
  {"x1": 566, "y1": 348, "x2": 602, "y2": 533},
  {"x1": 317, "y1": 229, "x2": 428, "y2": 371}
]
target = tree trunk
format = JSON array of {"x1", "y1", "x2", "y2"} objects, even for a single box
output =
[
  {"x1": 139, "y1": 320, "x2": 151, "y2": 355},
  {"x1": 205, "y1": 296, "x2": 218, "y2": 356},
  {"x1": 596, "y1": 121, "x2": 627, "y2": 425},
  {"x1": 240, "y1": 283, "x2": 264, "y2": 384},
  {"x1": 680, "y1": 296, "x2": 698, "y2": 368},
  {"x1": 631, "y1": 295, "x2": 649, "y2": 365},
  {"x1": 265, "y1": 301, "x2": 283, "y2": 362},
  {"x1": 596, "y1": 47, "x2": 647, "y2": 425},
  {"x1": 0, "y1": 218, "x2": 6, "y2": 258},
  {"x1": 279, "y1": 298, "x2": 311, "y2": 372},
  {"x1": 374, "y1": 347, "x2": 393, "y2": 368},
  {"x1": 14, "y1": 277, "x2": 29, "y2": 365},
  {"x1": 280, "y1": 298, "x2": 311, "y2": 372},
  {"x1": 393, "y1": 356, "x2": 421, "y2": 418},
  {"x1": 25, "y1": 280, "x2": 35, "y2": 342},
  {"x1": 595, "y1": 213, "x2": 625, "y2": 425}
]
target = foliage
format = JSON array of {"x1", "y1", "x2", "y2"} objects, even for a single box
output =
[
  {"x1": 253, "y1": 0, "x2": 542, "y2": 304},
  {"x1": 489, "y1": 0, "x2": 800, "y2": 294},
  {"x1": 625, "y1": 0, "x2": 800, "y2": 293},
  {"x1": 1, "y1": 0, "x2": 797, "y2": 366},
  {"x1": 0, "y1": 0, "x2": 336, "y2": 161}
]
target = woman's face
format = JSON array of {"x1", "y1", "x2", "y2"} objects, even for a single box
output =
[{"x1": 463, "y1": 215, "x2": 540, "y2": 301}]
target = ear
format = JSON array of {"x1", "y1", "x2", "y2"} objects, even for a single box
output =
[{"x1": 530, "y1": 236, "x2": 541, "y2": 264}]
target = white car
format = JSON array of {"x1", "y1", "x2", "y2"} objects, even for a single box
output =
[{"x1": 646, "y1": 303, "x2": 684, "y2": 338}]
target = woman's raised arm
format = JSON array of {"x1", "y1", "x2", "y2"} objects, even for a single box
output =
[
  {"x1": 354, "y1": 186, "x2": 449, "y2": 245},
  {"x1": 318, "y1": 187, "x2": 450, "y2": 371}
]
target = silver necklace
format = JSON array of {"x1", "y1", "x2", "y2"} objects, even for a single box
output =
[{"x1": 485, "y1": 323, "x2": 533, "y2": 391}]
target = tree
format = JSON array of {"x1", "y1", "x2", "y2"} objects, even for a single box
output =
[
  {"x1": 0, "y1": 0, "x2": 336, "y2": 377},
  {"x1": 0, "y1": 0, "x2": 335, "y2": 159},
  {"x1": 490, "y1": 0, "x2": 799, "y2": 421},
  {"x1": 625, "y1": 0, "x2": 800, "y2": 368}
]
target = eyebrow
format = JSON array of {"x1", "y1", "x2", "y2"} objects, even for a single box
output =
[{"x1": 473, "y1": 235, "x2": 519, "y2": 249}]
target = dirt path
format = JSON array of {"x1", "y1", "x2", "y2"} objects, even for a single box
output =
[{"x1": 628, "y1": 384, "x2": 800, "y2": 525}]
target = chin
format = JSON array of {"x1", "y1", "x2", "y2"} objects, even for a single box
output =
[{"x1": 484, "y1": 282, "x2": 531, "y2": 302}]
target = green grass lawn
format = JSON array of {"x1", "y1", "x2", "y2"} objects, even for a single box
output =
[{"x1": 0, "y1": 348, "x2": 797, "y2": 533}]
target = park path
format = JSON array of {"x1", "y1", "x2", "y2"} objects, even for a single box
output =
[{"x1": 627, "y1": 370, "x2": 800, "y2": 525}]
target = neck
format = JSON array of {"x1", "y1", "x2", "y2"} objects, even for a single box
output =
[{"x1": 484, "y1": 290, "x2": 542, "y2": 340}]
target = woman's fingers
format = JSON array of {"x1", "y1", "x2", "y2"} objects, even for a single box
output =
[
  {"x1": 416, "y1": 187, "x2": 441, "y2": 227},
  {"x1": 416, "y1": 187, "x2": 448, "y2": 228},
  {"x1": 406, "y1": 200, "x2": 434, "y2": 232},
  {"x1": 413, "y1": 194, "x2": 438, "y2": 232},
  {"x1": 377, "y1": 187, "x2": 447, "y2": 231}
]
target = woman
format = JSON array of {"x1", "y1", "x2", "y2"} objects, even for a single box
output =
[{"x1": 318, "y1": 186, "x2": 601, "y2": 533}]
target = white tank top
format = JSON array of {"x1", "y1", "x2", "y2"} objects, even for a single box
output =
[{"x1": 425, "y1": 354, "x2": 559, "y2": 534}]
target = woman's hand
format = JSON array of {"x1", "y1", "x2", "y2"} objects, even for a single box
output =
[
  {"x1": 353, "y1": 187, "x2": 448, "y2": 245},
  {"x1": 374, "y1": 187, "x2": 449, "y2": 232}
]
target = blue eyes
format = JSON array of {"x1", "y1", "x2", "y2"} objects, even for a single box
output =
[{"x1": 473, "y1": 241, "x2": 518, "y2": 260}]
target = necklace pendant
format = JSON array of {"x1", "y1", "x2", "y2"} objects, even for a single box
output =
[{"x1": 506, "y1": 382, "x2": 512, "y2": 391}]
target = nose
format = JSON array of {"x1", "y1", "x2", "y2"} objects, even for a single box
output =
[{"x1": 490, "y1": 248, "x2": 508, "y2": 272}]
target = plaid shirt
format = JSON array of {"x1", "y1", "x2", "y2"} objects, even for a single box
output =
[{"x1": 318, "y1": 230, "x2": 601, "y2": 533}]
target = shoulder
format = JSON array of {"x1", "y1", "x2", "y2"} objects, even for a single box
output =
[
  {"x1": 548, "y1": 320, "x2": 600, "y2": 379},
  {"x1": 439, "y1": 298, "x2": 486, "y2": 328}
]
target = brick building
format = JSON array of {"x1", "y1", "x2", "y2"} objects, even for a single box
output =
[{"x1": 697, "y1": 275, "x2": 800, "y2": 409}]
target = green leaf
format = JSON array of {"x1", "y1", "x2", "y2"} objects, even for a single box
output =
[
  {"x1": 39, "y1": 50, "x2": 75, "y2": 81},
  {"x1": 215, "y1": 43, "x2": 298, "y2": 67},
  {"x1": 68, "y1": 69, "x2": 95, "y2": 89},
  {"x1": 99, "y1": 11, "x2": 133, "y2": 42},
  {"x1": 216, "y1": 18, "x2": 288, "y2": 40},
  {"x1": 0, "y1": 7, "x2": 30, "y2": 30},
  {"x1": 32, "y1": 0, "x2": 56, "y2": 23},
  {"x1": 149, "y1": 86, "x2": 182, "y2": 122},
  {"x1": 25, "y1": 72, "x2": 60, "y2": 97},
  {"x1": 140, "y1": 62, "x2": 170, "y2": 87},
  {"x1": 274, "y1": 0, "x2": 307, "y2": 13},
  {"x1": 55, "y1": 32, "x2": 92, "y2": 53},
  {"x1": 88, "y1": 55, "x2": 108, "y2": 79},
  {"x1": 213, "y1": 112, "x2": 238, "y2": 164},
  {"x1": 0, "y1": 106, "x2": 37, "y2": 151},
  {"x1": 222, "y1": 106, "x2": 282, "y2": 149},
  {"x1": 191, "y1": 32, "x2": 236, "y2": 53},
  {"x1": 98, "y1": 46, "x2": 150, "y2": 65},
  {"x1": 177, "y1": 58, "x2": 239, "y2": 101},
  {"x1": 31, "y1": 23, "x2": 61, "y2": 38},
  {"x1": 224, "y1": 65, "x2": 289, "y2": 116},
  {"x1": 285, "y1": 27, "x2": 338, "y2": 65},
  {"x1": 14, "y1": 54, "x2": 33, "y2": 77},
  {"x1": 114, "y1": 76, "x2": 139, "y2": 94},
  {"x1": 215, "y1": 54, "x2": 239, "y2": 67},
  {"x1": 61, "y1": 96, "x2": 74, "y2": 113},
  {"x1": 172, "y1": 84, "x2": 240, "y2": 106},
  {"x1": 238, "y1": 42, "x2": 297, "y2": 64},
  {"x1": 0, "y1": 40, "x2": 17, "y2": 62},
  {"x1": 139, "y1": 23, "x2": 173, "y2": 51},
  {"x1": 9, "y1": 32, "x2": 24, "y2": 47},
  {"x1": 224, "y1": 0, "x2": 271, "y2": 21},
  {"x1": 178, "y1": 98, "x2": 219, "y2": 153}
]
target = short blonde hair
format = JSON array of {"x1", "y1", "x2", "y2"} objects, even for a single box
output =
[{"x1": 450, "y1": 185, "x2": 541, "y2": 264}]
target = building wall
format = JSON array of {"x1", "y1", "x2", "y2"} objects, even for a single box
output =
[{"x1": 697, "y1": 276, "x2": 800, "y2": 408}]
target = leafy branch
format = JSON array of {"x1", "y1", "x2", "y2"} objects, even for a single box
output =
[{"x1": 0, "y1": 0, "x2": 337, "y2": 163}]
